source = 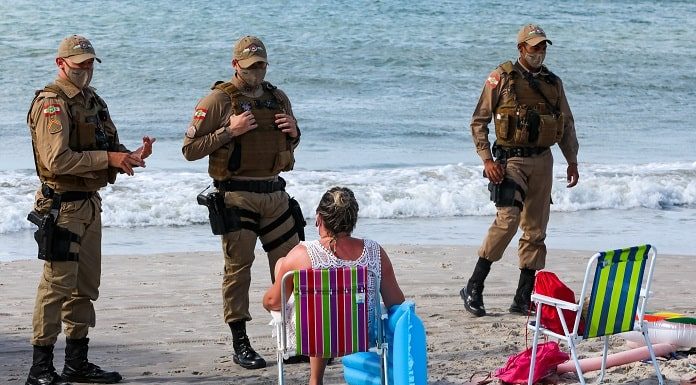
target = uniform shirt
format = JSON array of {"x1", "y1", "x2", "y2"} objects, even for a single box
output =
[
  {"x1": 28, "y1": 77, "x2": 127, "y2": 181},
  {"x1": 470, "y1": 61, "x2": 579, "y2": 164},
  {"x1": 181, "y1": 77, "x2": 299, "y2": 164}
]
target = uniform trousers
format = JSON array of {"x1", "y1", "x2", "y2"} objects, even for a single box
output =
[
  {"x1": 32, "y1": 193, "x2": 102, "y2": 346},
  {"x1": 221, "y1": 190, "x2": 299, "y2": 323},
  {"x1": 478, "y1": 150, "x2": 553, "y2": 270}
]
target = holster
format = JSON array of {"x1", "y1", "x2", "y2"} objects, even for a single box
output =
[
  {"x1": 488, "y1": 178, "x2": 517, "y2": 207},
  {"x1": 288, "y1": 197, "x2": 306, "y2": 241},
  {"x1": 27, "y1": 210, "x2": 79, "y2": 261},
  {"x1": 197, "y1": 191, "x2": 241, "y2": 235}
]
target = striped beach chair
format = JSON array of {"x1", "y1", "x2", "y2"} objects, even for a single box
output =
[
  {"x1": 527, "y1": 244, "x2": 664, "y2": 385},
  {"x1": 277, "y1": 266, "x2": 386, "y2": 385}
]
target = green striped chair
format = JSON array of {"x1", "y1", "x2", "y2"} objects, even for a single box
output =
[
  {"x1": 277, "y1": 266, "x2": 386, "y2": 385},
  {"x1": 526, "y1": 244, "x2": 664, "y2": 385}
]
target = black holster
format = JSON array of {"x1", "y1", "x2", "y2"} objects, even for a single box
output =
[
  {"x1": 27, "y1": 210, "x2": 79, "y2": 261},
  {"x1": 28, "y1": 210, "x2": 55, "y2": 260},
  {"x1": 197, "y1": 191, "x2": 241, "y2": 235},
  {"x1": 488, "y1": 178, "x2": 517, "y2": 207},
  {"x1": 288, "y1": 197, "x2": 306, "y2": 241}
]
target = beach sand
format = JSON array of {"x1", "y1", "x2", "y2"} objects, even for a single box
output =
[{"x1": 1, "y1": 245, "x2": 694, "y2": 384}]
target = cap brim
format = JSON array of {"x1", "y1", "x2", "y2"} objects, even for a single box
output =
[
  {"x1": 527, "y1": 37, "x2": 552, "y2": 46},
  {"x1": 237, "y1": 56, "x2": 267, "y2": 68},
  {"x1": 69, "y1": 53, "x2": 101, "y2": 63}
]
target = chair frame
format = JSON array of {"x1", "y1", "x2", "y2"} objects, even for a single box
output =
[
  {"x1": 527, "y1": 245, "x2": 664, "y2": 385},
  {"x1": 277, "y1": 266, "x2": 388, "y2": 385}
]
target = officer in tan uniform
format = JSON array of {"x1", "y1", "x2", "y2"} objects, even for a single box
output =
[
  {"x1": 460, "y1": 24, "x2": 579, "y2": 317},
  {"x1": 182, "y1": 35, "x2": 304, "y2": 369},
  {"x1": 25, "y1": 35, "x2": 155, "y2": 385}
]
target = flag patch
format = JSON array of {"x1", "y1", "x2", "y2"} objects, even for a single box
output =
[
  {"x1": 193, "y1": 108, "x2": 207, "y2": 120},
  {"x1": 486, "y1": 71, "x2": 500, "y2": 88},
  {"x1": 43, "y1": 104, "x2": 62, "y2": 116}
]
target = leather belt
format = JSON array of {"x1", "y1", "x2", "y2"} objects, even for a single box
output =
[
  {"x1": 41, "y1": 185, "x2": 95, "y2": 202},
  {"x1": 494, "y1": 146, "x2": 549, "y2": 159}
]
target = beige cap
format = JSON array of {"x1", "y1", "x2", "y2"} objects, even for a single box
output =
[
  {"x1": 57, "y1": 35, "x2": 101, "y2": 63},
  {"x1": 233, "y1": 35, "x2": 268, "y2": 68},
  {"x1": 517, "y1": 24, "x2": 552, "y2": 46}
]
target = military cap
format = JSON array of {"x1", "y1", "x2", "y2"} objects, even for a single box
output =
[
  {"x1": 517, "y1": 24, "x2": 553, "y2": 46},
  {"x1": 57, "y1": 35, "x2": 101, "y2": 63},
  {"x1": 233, "y1": 35, "x2": 268, "y2": 68}
]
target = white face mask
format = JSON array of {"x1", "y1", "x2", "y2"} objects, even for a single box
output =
[
  {"x1": 238, "y1": 67, "x2": 266, "y2": 88},
  {"x1": 524, "y1": 51, "x2": 545, "y2": 69},
  {"x1": 63, "y1": 66, "x2": 93, "y2": 89}
]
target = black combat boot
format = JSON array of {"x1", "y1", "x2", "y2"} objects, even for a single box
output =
[
  {"x1": 229, "y1": 321, "x2": 266, "y2": 369},
  {"x1": 26, "y1": 345, "x2": 72, "y2": 385},
  {"x1": 460, "y1": 257, "x2": 492, "y2": 317},
  {"x1": 61, "y1": 338, "x2": 122, "y2": 384},
  {"x1": 509, "y1": 268, "x2": 536, "y2": 316}
]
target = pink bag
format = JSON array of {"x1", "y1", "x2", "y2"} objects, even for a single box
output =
[{"x1": 494, "y1": 341, "x2": 569, "y2": 384}]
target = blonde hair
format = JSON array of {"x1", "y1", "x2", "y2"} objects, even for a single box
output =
[{"x1": 316, "y1": 186, "x2": 359, "y2": 237}]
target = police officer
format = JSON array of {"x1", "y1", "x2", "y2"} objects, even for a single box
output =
[
  {"x1": 461, "y1": 24, "x2": 579, "y2": 317},
  {"x1": 182, "y1": 35, "x2": 303, "y2": 370},
  {"x1": 26, "y1": 35, "x2": 155, "y2": 384}
]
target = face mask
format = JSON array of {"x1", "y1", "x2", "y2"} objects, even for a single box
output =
[
  {"x1": 524, "y1": 51, "x2": 545, "y2": 69},
  {"x1": 237, "y1": 67, "x2": 266, "y2": 88},
  {"x1": 64, "y1": 66, "x2": 93, "y2": 89}
]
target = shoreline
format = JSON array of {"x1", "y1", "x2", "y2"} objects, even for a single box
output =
[{"x1": 1, "y1": 245, "x2": 694, "y2": 384}]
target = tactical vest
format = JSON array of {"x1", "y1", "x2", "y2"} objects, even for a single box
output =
[
  {"x1": 493, "y1": 61, "x2": 564, "y2": 148},
  {"x1": 208, "y1": 81, "x2": 295, "y2": 179},
  {"x1": 27, "y1": 83, "x2": 117, "y2": 192}
]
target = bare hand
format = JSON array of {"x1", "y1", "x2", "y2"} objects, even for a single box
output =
[
  {"x1": 483, "y1": 159, "x2": 504, "y2": 184},
  {"x1": 227, "y1": 111, "x2": 257, "y2": 137},
  {"x1": 275, "y1": 113, "x2": 298, "y2": 138},
  {"x1": 566, "y1": 163, "x2": 579, "y2": 188},
  {"x1": 108, "y1": 151, "x2": 144, "y2": 176},
  {"x1": 132, "y1": 136, "x2": 156, "y2": 160}
]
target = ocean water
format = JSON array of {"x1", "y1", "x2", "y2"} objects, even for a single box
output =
[{"x1": 1, "y1": 1, "x2": 695, "y2": 261}]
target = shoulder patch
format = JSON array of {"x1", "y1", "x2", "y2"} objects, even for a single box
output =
[
  {"x1": 48, "y1": 117, "x2": 63, "y2": 134},
  {"x1": 193, "y1": 108, "x2": 207, "y2": 120},
  {"x1": 486, "y1": 71, "x2": 501, "y2": 88},
  {"x1": 42, "y1": 103, "x2": 62, "y2": 117}
]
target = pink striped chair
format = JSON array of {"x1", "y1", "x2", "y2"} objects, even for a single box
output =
[{"x1": 276, "y1": 266, "x2": 387, "y2": 385}]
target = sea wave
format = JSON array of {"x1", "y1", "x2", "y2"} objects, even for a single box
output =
[{"x1": 1, "y1": 161, "x2": 694, "y2": 234}]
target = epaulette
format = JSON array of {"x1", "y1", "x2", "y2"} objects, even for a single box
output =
[
  {"x1": 499, "y1": 61, "x2": 515, "y2": 74},
  {"x1": 35, "y1": 90, "x2": 59, "y2": 98},
  {"x1": 210, "y1": 80, "x2": 225, "y2": 90}
]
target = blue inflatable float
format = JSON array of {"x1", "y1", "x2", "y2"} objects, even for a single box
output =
[{"x1": 343, "y1": 301, "x2": 427, "y2": 385}]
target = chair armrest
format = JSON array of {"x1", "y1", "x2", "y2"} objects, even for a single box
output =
[{"x1": 531, "y1": 293, "x2": 580, "y2": 311}]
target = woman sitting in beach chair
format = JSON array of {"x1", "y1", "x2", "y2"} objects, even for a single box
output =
[{"x1": 263, "y1": 186, "x2": 405, "y2": 385}]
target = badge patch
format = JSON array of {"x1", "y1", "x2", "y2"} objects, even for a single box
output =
[
  {"x1": 486, "y1": 71, "x2": 500, "y2": 88},
  {"x1": 43, "y1": 104, "x2": 62, "y2": 116},
  {"x1": 240, "y1": 101, "x2": 252, "y2": 112},
  {"x1": 193, "y1": 108, "x2": 207, "y2": 120},
  {"x1": 48, "y1": 117, "x2": 62, "y2": 134},
  {"x1": 185, "y1": 125, "x2": 197, "y2": 139}
]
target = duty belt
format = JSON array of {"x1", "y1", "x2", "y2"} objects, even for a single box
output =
[
  {"x1": 214, "y1": 177, "x2": 286, "y2": 193},
  {"x1": 493, "y1": 146, "x2": 549, "y2": 159},
  {"x1": 41, "y1": 185, "x2": 95, "y2": 202}
]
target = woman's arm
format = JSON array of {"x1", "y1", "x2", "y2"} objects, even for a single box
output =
[
  {"x1": 263, "y1": 244, "x2": 310, "y2": 311},
  {"x1": 378, "y1": 246, "x2": 405, "y2": 308}
]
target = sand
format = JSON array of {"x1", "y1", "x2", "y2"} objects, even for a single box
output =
[{"x1": 1, "y1": 245, "x2": 694, "y2": 384}]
